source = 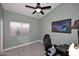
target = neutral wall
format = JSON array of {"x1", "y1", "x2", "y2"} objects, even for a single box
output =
[
  {"x1": 0, "y1": 4, "x2": 4, "y2": 19},
  {"x1": 40, "y1": 3, "x2": 79, "y2": 45},
  {"x1": 3, "y1": 10, "x2": 40, "y2": 49}
]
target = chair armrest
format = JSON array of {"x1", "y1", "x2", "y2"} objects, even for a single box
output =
[
  {"x1": 53, "y1": 44, "x2": 58, "y2": 48},
  {"x1": 45, "y1": 49, "x2": 51, "y2": 53}
]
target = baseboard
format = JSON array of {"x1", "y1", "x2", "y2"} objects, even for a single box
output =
[
  {"x1": 3, "y1": 40, "x2": 41, "y2": 52},
  {"x1": 39, "y1": 40, "x2": 43, "y2": 43}
]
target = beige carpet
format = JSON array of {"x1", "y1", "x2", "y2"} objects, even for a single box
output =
[{"x1": 1, "y1": 42, "x2": 45, "y2": 56}]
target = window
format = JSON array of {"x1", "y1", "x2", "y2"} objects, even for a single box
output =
[{"x1": 10, "y1": 22, "x2": 30, "y2": 36}]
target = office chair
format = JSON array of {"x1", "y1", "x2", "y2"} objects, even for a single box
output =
[{"x1": 43, "y1": 34, "x2": 56, "y2": 56}]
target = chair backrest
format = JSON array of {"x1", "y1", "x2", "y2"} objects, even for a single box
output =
[{"x1": 43, "y1": 34, "x2": 52, "y2": 50}]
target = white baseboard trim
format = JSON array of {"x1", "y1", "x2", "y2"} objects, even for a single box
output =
[
  {"x1": 3, "y1": 40, "x2": 41, "y2": 52},
  {"x1": 39, "y1": 40, "x2": 43, "y2": 43}
]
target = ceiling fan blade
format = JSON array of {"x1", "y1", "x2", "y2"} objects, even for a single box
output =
[
  {"x1": 40, "y1": 11, "x2": 44, "y2": 15},
  {"x1": 32, "y1": 10, "x2": 36, "y2": 14},
  {"x1": 41, "y1": 6, "x2": 51, "y2": 9},
  {"x1": 25, "y1": 5, "x2": 36, "y2": 9}
]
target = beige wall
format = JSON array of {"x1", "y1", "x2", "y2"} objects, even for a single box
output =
[
  {"x1": 40, "y1": 3, "x2": 79, "y2": 45},
  {"x1": 3, "y1": 10, "x2": 40, "y2": 49}
]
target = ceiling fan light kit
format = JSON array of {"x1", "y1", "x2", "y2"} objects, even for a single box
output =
[
  {"x1": 36, "y1": 8, "x2": 41, "y2": 13},
  {"x1": 25, "y1": 3, "x2": 51, "y2": 15}
]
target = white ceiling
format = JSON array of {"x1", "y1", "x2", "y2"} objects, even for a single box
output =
[{"x1": 2, "y1": 3, "x2": 60, "y2": 19}]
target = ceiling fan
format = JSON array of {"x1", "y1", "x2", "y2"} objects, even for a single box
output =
[{"x1": 25, "y1": 3, "x2": 51, "y2": 15}]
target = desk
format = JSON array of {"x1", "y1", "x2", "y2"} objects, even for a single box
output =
[{"x1": 56, "y1": 45, "x2": 69, "y2": 56}]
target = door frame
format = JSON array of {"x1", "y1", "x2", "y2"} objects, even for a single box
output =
[{"x1": 0, "y1": 17, "x2": 3, "y2": 52}]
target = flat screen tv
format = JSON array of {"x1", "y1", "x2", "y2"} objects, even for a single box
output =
[{"x1": 52, "y1": 19, "x2": 71, "y2": 33}]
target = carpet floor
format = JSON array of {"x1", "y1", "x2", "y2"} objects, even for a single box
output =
[{"x1": 1, "y1": 42, "x2": 45, "y2": 56}]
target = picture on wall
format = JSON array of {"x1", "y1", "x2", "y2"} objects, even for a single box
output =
[{"x1": 52, "y1": 19, "x2": 71, "y2": 33}]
